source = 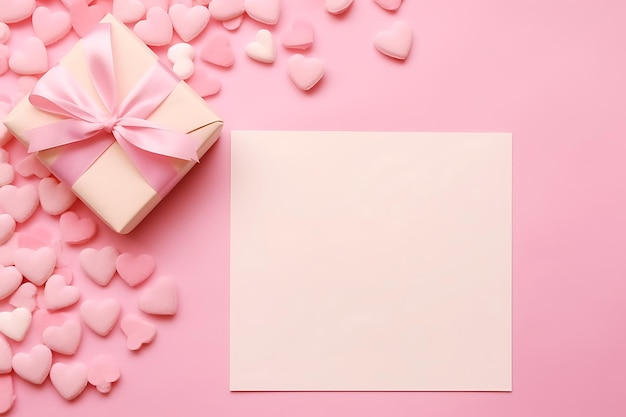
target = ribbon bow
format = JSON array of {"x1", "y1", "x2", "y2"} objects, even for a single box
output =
[{"x1": 21, "y1": 23, "x2": 198, "y2": 192}]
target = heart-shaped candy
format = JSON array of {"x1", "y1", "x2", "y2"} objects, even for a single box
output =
[
  {"x1": 116, "y1": 253, "x2": 155, "y2": 287},
  {"x1": 0, "y1": 163, "x2": 14, "y2": 186},
  {"x1": 80, "y1": 246, "x2": 119, "y2": 286},
  {"x1": 245, "y1": 0, "x2": 280, "y2": 25},
  {"x1": 169, "y1": 4, "x2": 209, "y2": 42},
  {"x1": 9, "y1": 283, "x2": 37, "y2": 312},
  {"x1": 32, "y1": 7, "x2": 72, "y2": 46},
  {"x1": 0, "y1": 184, "x2": 39, "y2": 223},
  {"x1": 325, "y1": 0, "x2": 353, "y2": 14},
  {"x1": 0, "y1": 335, "x2": 11, "y2": 374},
  {"x1": 138, "y1": 277, "x2": 177, "y2": 315},
  {"x1": 112, "y1": 0, "x2": 146, "y2": 23},
  {"x1": 167, "y1": 42, "x2": 194, "y2": 62},
  {"x1": 0, "y1": 45, "x2": 8, "y2": 76},
  {"x1": 200, "y1": 32, "x2": 235, "y2": 67},
  {"x1": 42, "y1": 319, "x2": 82, "y2": 355},
  {"x1": 69, "y1": 1, "x2": 109, "y2": 38},
  {"x1": 121, "y1": 315, "x2": 157, "y2": 350},
  {"x1": 8, "y1": 37, "x2": 48, "y2": 75},
  {"x1": 59, "y1": 211, "x2": 97, "y2": 245},
  {"x1": 0, "y1": 233, "x2": 18, "y2": 267},
  {"x1": 12, "y1": 344, "x2": 52, "y2": 384},
  {"x1": 222, "y1": 15, "x2": 243, "y2": 30},
  {"x1": 38, "y1": 177, "x2": 76, "y2": 215},
  {"x1": 43, "y1": 274, "x2": 80, "y2": 310},
  {"x1": 50, "y1": 362, "x2": 89, "y2": 400},
  {"x1": 172, "y1": 59, "x2": 194, "y2": 80},
  {"x1": 374, "y1": 20, "x2": 412, "y2": 60},
  {"x1": 15, "y1": 154, "x2": 50, "y2": 178},
  {"x1": 287, "y1": 54, "x2": 325, "y2": 91},
  {"x1": 0, "y1": 307, "x2": 32, "y2": 342},
  {"x1": 134, "y1": 7, "x2": 173, "y2": 46},
  {"x1": 0, "y1": 374, "x2": 14, "y2": 414},
  {"x1": 0, "y1": 0, "x2": 36, "y2": 23},
  {"x1": 208, "y1": 0, "x2": 245, "y2": 21},
  {"x1": 374, "y1": 0, "x2": 402, "y2": 11},
  {"x1": 186, "y1": 70, "x2": 222, "y2": 97},
  {"x1": 0, "y1": 214, "x2": 16, "y2": 246},
  {"x1": 88, "y1": 355, "x2": 120, "y2": 394},
  {"x1": 0, "y1": 266, "x2": 21, "y2": 300},
  {"x1": 245, "y1": 29, "x2": 276, "y2": 64},
  {"x1": 14, "y1": 246, "x2": 57, "y2": 286},
  {"x1": 80, "y1": 298, "x2": 121, "y2": 336},
  {"x1": 0, "y1": 22, "x2": 10, "y2": 43},
  {"x1": 282, "y1": 19, "x2": 314, "y2": 50}
]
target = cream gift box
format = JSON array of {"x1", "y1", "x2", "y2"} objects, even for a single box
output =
[{"x1": 4, "y1": 14, "x2": 223, "y2": 234}]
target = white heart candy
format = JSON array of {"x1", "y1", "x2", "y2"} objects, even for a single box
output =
[
  {"x1": 245, "y1": 29, "x2": 276, "y2": 64},
  {"x1": 0, "y1": 307, "x2": 32, "y2": 341}
]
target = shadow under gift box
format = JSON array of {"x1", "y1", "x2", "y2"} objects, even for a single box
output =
[{"x1": 3, "y1": 14, "x2": 223, "y2": 234}]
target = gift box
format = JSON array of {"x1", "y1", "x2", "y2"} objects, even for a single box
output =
[{"x1": 3, "y1": 14, "x2": 223, "y2": 233}]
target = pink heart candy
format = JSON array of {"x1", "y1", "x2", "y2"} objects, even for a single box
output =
[
  {"x1": 0, "y1": 163, "x2": 14, "y2": 186},
  {"x1": 325, "y1": 0, "x2": 353, "y2": 14},
  {"x1": 186, "y1": 69, "x2": 222, "y2": 97},
  {"x1": 0, "y1": 374, "x2": 14, "y2": 414},
  {"x1": 8, "y1": 37, "x2": 48, "y2": 75},
  {"x1": 200, "y1": 32, "x2": 235, "y2": 67},
  {"x1": 0, "y1": 214, "x2": 16, "y2": 245},
  {"x1": 0, "y1": 266, "x2": 21, "y2": 300},
  {"x1": 0, "y1": 0, "x2": 36, "y2": 23},
  {"x1": 59, "y1": 211, "x2": 97, "y2": 245},
  {"x1": 222, "y1": 15, "x2": 243, "y2": 31},
  {"x1": 32, "y1": 7, "x2": 72, "y2": 46},
  {"x1": 69, "y1": 1, "x2": 110, "y2": 38},
  {"x1": 79, "y1": 246, "x2": 119, "y2": 286},
  {"x1": 14, "y1": 247, "x2": 57, "y2": 286},
  {"x1": 15, "y1": 154, "x2": 50, "y2": 178},
  {"x1": 0, "y1": 334, "x2": 11, "y2": 374},
  {"x1": 43, "y1": 274, "x2": 80, "y2": 310},
  {"x1": 121, "y1": 315, "x2": 157, "y2": 350},
  {"x1": 12, "y1": 344, "x2": 51, "y2": 384},
  {"x1": 88, "y1": 355, "x2": 120, "y2": 394},
  {"x1": 374, "y1": 0, "x2": 402, "y2": 11},
  {"x1": 281, "y1": 19, "x2": 314, "y2": 50},
  {"x1": 42, "y1": 319, "x2": 82, "y2": 355},
  {"x1": 169, "y1": 4, "x2": 209, "y2": 42},
  {"x1": 0, "y1": 184, "x2": 39, "y2": 223},
  {"x1": 116, "y1": 253, "x2": 155, "y2": 287},
  {"x1": 38, "y1": 177, "x2": 77, "y2": 215},
  {"x1": 0, "y1": 233, "x2": 19, "y2": 267},
  {"x1": 9, "y1": 282, "x2": 37, "y2": 312},
  {"x1": 0, "y1": 45, "x2": 8, "y2": 76},
  {"x1": 112, "y1": 0, "x2": 146, "y2": 24},
  {"x1": 0, "y1": 22, "x2": 10, "y2": 43},
  {"x1": 50, "y1": 362, "x2": 89, "y2": 400},
  {"x1": 134, "y1": 7, "x2": 173, "y2": 46},
  {"x1": 374, "y1": 20, "x2": 412, "y2": 60},
  {"x1": 138, "y1": 277, "x2": 177, "y2": 315},
  {"x1": 245, "y1": 0, "x2": 280, "y2": 25},
  {"x1": 80, "y1": 298, "x2": 121, "y2": 337},
  {"x1": 27, "y1": 309, "x2": 66, "y2": 345},
  {"x1": 287, "y1": 54, "x2": 325, "y2": 91},
  {"x1": 208, "y1": 0, "x2": 245, "y2": 21}
]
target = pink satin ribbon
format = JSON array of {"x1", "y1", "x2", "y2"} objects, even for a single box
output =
[{"x1": 21, "y1": 23, "x2": 198, "y2": 192}]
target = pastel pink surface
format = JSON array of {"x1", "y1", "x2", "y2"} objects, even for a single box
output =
[{"x1": 0, "y1": 1, "x2": 624, "y2": 417}]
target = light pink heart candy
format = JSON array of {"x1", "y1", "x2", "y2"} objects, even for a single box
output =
[
  {"x1": 0, "y1": 374, "x2": 14, "y2": 414},
  {"x1": 69, "y1": 1, "x2": 109, "y2": 38},
  {"x1": 374, "y1": 20, "x2": 412, "y2": 60},
  {"x1": 0, "y1": 0, "x2": 36, "y2": 23},
  {"x1": 50, "y1": 362, "x2": 89, "y2": 400},
  {"x1": 0, "y1": 163, "x2": 14, "y2": 186},
  {"x1": 88, "y1": 355, "x2": 120, "y2": 394},
  {"x1": 222, "y1": 15, "x2": 243, "y2": 31},
  {"x1": 138, "y1": 277, "x2": 177, "y2": 315},
  {"x1": 134, "y1": 7, "x2": 173, "y2": 46},
  {"x1": 374, "y1": 0, "x2": 402, "y2": 11},
  {"x1": 0, "y1": 335, "x2": 11, "y2": 374},
  {"x1": 0, "y1": 266, "x2": 21, "y2": 300},
  {"x1": 80, "y1": 299, "x2": 121, "y2": 336},
  {"x1": 121, "y1": 315, "x2": 157, "y2": 350},
  {"x1": 15, "y1": 154, "x2": 50, "y2": 178},
  {"x1": 0, "y1": 184, "x2": 39, "y2": 223},
  {"x1": 32, "y1": 7, "x2": 72, "y2": 46},
  {"x1": 169, "y1": 4, "x2": 209, "y2": 42},
  {"x1": 287, "y1": 54, "x2": 325, "y2": 91},
  {"x1": 0, "y1": 214, "x2": 16, "y2": 246},
  {"x1": 8, "y1": 37, "x2": 48, "y2": 75},
  {"x1": 38, "y1": 177, "x2": 77, "y2": 215},
  {"x1": 59, "y1": 211, "x2": 97, "y2": 245},
  {"x1": 244, "y1": 0, "x2": 280, "y2": 25},
  {"x1": 14, "y1": 247, "x2": 56, "y2": 286},
  {"x1": 12, "y1": 344, "x2": 51, "y2": 384},
  {"x1": 186, "y1": 70, "x2": 222, "y2": 97},
  {"x1": 9, "y1": 283, "x2": 37, "y2": 312},
  {"x1": 80, "y1": 246, "x2": 119, "y2": 286},
  {"x1": 325, "y1": 0, "x2": 353, "y2": 14},
  {"x1": 282, "y1": 19, "x2": 314, "y2": 50},
  {"x1": 200, "y1": 32, "x2": 235, "y2": 67},
  {"x1": 0, "y1": 22, "x2": 10, "y2": 43},
  {"x1": 44, "y1": 275, "x2": 80, "y2": 310},
  {"x1": 116, "y1": 253, "x2": 155, "y2": 287},
  {"x1": 42, "y1": 319, "x2": 82, "y2": 355},
  {"x1": 0, "y1": 45, "x2": 8, "y2": 76},
  {"x1": 208, "y1": 0, "x2": 245, "y2": 21},
  {"x1": 0, "y1": 233, "x2": 19, "y2": 267},
  {"x1": 112, "y1": 0, "x2": 146, "y2": 24}
]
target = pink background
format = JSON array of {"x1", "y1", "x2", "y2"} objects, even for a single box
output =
[{"x1": 2, "y1": 0, "x2": 626, "y2": 415}]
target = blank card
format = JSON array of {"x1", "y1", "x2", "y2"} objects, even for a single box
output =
[{"x1": 230, "y1": 131, "x2": 511, "y2": 391}]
